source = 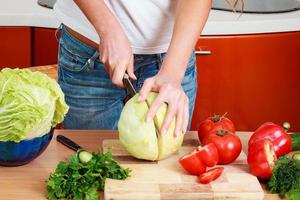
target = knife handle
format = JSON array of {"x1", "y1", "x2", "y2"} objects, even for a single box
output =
[{"x1": 56, "y1": 135, "x2": 82, "y2": 152}]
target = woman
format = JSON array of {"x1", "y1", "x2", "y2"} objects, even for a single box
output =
[{"x1": 54, "y1": 0, "x2": 212, "y2": 136}]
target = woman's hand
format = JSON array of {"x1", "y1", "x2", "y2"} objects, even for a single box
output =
[
  {"x1": 74, "y1": 0, "x2": 136, "y2": 87},
  {"x1": 138, "y1": 72, "x2": 189, "y2": 137},
  {"x1": 99, "y1": 26, "x2": 136, "y2": 87}
]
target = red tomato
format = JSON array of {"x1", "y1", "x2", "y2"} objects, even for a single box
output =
[
  {"x1": 198, "y1": 167, "x2": 224, "y2": 184},
  {"x1": 247, "y1": 139, "x2": 277, "y2": 180},
  {"x1": 179, "y1": 151, "x2": 207, "y2": 175},
  {"x1": 203, "y1": 129, "x2": 242, "y2": 164},
  {"x1": 198, "y1": 114, "x2": 235, "y2": 143},
  {"x1": 196, "y1": 143, "x2": 219, "y2": 167}
]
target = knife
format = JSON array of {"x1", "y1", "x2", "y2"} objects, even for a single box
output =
[
  {"x1": 123, "y1": 74, "x2": 161, "y2": 136},
  {"x1": 56, "y1": 134, "x2": 83, "y2": 152},
  {"x1": 123, "y1": 73, "x2": 137, "y2": 98}
]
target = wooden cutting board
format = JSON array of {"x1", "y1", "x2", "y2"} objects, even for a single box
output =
[{"x1": 102, "y1": 137, "x2": 264, "y2": 200}]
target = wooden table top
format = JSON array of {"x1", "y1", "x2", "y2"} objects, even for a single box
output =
[{"x1": 0, "y1": 130, "x2": 281, "y2": 200}]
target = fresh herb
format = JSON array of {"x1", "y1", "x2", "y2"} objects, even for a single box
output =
[
  {"x1": 46, "y1": 151, "x2": 130, "y2": 200},
  {"x1": 286, "y1": 189, "x2": 300, "y2": 200},
  {"x1": 268, "y1": 156, "x2": 300, "y2": 198}
]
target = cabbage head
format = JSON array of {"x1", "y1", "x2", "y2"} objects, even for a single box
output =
[
  {"x1": 0, "y1": 68, "x2": 69, "y2": 142},
  {"x1": 118, "y1": 92, "x2": 184, "y2": 161}
]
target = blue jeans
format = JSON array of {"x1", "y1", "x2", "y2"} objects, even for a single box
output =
[{"x1": 57, "y1": 24, "x2": 197, "y2": 130}]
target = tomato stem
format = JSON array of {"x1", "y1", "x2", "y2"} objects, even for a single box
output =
[{"x1": 212, "y1": 115, "x2": 221, "y2": 123}]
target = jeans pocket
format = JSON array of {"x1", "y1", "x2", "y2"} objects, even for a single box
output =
[{"x1": 58, "y1": 43, "x2": 92, "y2": 72}]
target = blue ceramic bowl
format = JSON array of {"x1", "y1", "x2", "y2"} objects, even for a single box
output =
[{"x1": 0, "y1": 128, "x2": 54, "y2": 167}]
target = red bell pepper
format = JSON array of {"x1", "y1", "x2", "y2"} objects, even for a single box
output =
[
  {"x1": 248, "y1": 122, "x2": 300, "y2": 157},
  {"x1": 247, "y1": 139, "x2": 277, "y2": 180}
]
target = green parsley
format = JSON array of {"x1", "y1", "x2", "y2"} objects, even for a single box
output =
[
  {"x1": 268, "y1": 156, "x2": 300, "y2": 198},
  {"x1": 46, "y1": 151, "x2": 130, "y2": 200}
]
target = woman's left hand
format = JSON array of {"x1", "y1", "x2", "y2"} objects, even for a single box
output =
[{"x1": 138, "y1": 72, "x2": 189, "y2": 137}]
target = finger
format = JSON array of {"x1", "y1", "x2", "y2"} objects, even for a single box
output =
[
  {"x1": 138, "y1": 78, "x2": 154, "y2": 102},
  {"x1": 126, "y1": 54, "x2": 137, "y2": 80},
  {"x1": 111, "y1": 62, "x2": 127, "y2": 87},
  {"x1": 145, "y1": 91, "x2": 167, "y2": 123},
  {"x1": 99, "y1": 45, "x2": 107, "y2": 64},
  {"x1": 182, "y1": 96, "x2": 189, "y2": 134},
  {"x1": 160, "y1": 101, "x2": 177, "y2": 136},
  {"x1": 174, "y1": 96, "x2": 184, "y2": 137}
]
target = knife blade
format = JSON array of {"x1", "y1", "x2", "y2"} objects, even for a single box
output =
[
  {"x1": 123, "y1": 74, "x2": 161, "y2": 136},
  {"x1": 123, "y1": 73, "x2": 137, "y2": 98}
]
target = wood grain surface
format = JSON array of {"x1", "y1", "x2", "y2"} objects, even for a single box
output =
[
  {"x1": 0, "y1": 130, "x2": 281, "y2": 200},
  {"x1": 103, "y1": 136, "x2": 264, "y2": 200}
]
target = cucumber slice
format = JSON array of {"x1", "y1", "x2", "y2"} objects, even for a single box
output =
[
  {"x1": 77, "y1": 150, "x2": 93, "y2": 163},
  {"x1": 292, "y1": 153, "x2": 300, "y2": 161}
]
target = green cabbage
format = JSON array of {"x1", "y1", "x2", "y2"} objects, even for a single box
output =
[
  {"x1": 118, "y1": 92, "x2": 184, "y2": 161},
  {"x1": 0, "y1": 68, "x2": 69, "y2": 142}
]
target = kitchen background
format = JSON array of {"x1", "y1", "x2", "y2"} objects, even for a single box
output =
[{"x1": 1, "y1": 0, "x2": 300, "y2": 132}]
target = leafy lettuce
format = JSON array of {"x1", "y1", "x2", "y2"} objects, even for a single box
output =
[{"x1": 0, "y1": 68, "x2": 69, "y2": 142}]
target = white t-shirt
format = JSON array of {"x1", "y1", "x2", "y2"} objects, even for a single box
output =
[{"x1": 54, "y1": 0, "x2": 177, "y2": 54}]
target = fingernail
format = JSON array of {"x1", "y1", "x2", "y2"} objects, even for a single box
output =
[{"x1": 161, "y1": 129, "x2": 166, "y2": 135}]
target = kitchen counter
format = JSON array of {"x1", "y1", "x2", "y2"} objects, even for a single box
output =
[
  {"x1": 0, "y1": 0, "x2": 300, "y2": 35},
  {"x1": 0, "y1": 130, "x2": 281, "y2": 200}
]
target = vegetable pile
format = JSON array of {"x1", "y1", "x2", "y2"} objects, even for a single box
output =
[
  {"x1": 118, "y1": 92, "x2": 184, "y2": 161},
  {"x1": 47, "y1": 151, "x2": 130, "y2": 200},
  {"x1": 179, "y1": 143, "x2": 224, "y2": 184},
  {"x1": 247, "y1": 122, "x2": 300, "y2": 180},
  {"x1": 0, "y1": 68, "x2": 69, "y2": 142},
  {"x1": 197, "y1": 114, "x2": 241, "y2": 165},
  {"x1": 179, "y1": 114, "x2": 241, "y2": 184}
]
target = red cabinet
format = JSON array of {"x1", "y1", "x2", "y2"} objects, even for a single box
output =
[
  {"x1": 190, "y1": 31, "x2": 300, "y2": 132},
  {"x1": 0, "y1": 27, "x2": 31, "y2": 68},
  {"x1": 32, "y1": 28, "x2": 58, "y2": 66},
  {"x1": 0, "y1": 27, "x2": 58, "y2": 68}
]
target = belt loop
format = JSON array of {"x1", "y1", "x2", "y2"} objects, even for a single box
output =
[
  {"x1": 55, "y1": 24, "x2": 63, "y2": 42},
  {"x1": 85, "y1": 51, "x2": 100, "y2": 70}
]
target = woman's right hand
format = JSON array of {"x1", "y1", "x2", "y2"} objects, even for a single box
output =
[{"x1": 98, "y1": 25, "x2": 136, "y2": 87}]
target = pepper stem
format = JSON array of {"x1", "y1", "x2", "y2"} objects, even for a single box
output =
[{"x1": 283, "y1": 122, "x2": 290, "y2": 132}]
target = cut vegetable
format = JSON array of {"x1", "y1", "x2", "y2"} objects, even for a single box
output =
[
  {"x1": 77, "y1": 150, "x2": 93, "y2": 163},
  {"x1": 292, "y1": 153, "x2": 300, "y2": 161},
  {"x1": 198, "y1": 167, "x2": 224, "y2": 184},
  {"x1": 247, "y1": 139, "x2": 277, "y2": 180},
  {"x1": 179, "y1": 150, "x2": 207, "y2": 175},
  {"x1": 118, "y1": 92, "x2": 184, "y2": 161},
  {"x1": 196, "y1": 143, "x2": 219, "y2": 167},
  {"x1": 249, "y1": 122, "x2": 300, "y2": 157}
]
